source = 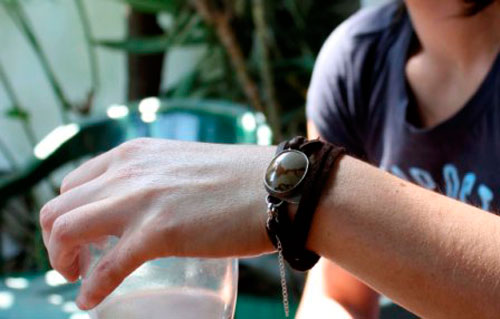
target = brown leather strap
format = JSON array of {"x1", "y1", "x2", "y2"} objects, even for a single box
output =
[
  {"x1": 288, "y1": 143, "x2": 344, "y2": 271},
  {"x1": 266, "y1": 137, "x2": 345, "y2": 271}
]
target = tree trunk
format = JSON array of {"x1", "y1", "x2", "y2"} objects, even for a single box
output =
[{"x1": 127, "y1": 9, "x2": 165, "y2": 101}]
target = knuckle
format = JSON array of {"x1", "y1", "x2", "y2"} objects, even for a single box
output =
[
  {"x1": 151, "y1": 216, "x2": 180, "y2": 257},
  {"x1": 123, "y1": 244, "x2": 144, "y2": 266},
  {"x1": 114, "y1": 166, "x2": 138, "y2": 181},
  {"x1": 94, "y1": 260, "x2": 121, "y2": 294},
  {"x1": 95, "y1": 258, "x2": 113, "y2": 278},
  {"x1": 95, "y1": 259, "x2": 111, "y2": 275},
  {"x1": 113, "y1": 144, "x2": 130, "y2": 160},
  {"x1": 120, "y1": 139, "x2": 142, "y2": 153},
  {"x1": 115, "y1": 138, "x2": 152, "y2": 158},
  {"x1": 51, "y1": 216, "x2": 72, "y2": 242},
  {"x1": 40, "y1": 203, "x2": 56, "y2": 230},
  {"x1": 60, "y1": 177, "x2": 71, "y2": 194}
]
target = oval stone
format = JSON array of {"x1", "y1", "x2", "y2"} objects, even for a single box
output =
[{"x1": 265, "y1": 150, "x2": 309, "y2": 194}]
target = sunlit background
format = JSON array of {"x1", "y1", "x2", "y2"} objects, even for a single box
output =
[
  {"x1": 0, "y1": 0, "x2": 388, "y2": 318},
  {"x1": 0, "y1": 0, "x2": 385, "y2": 167}
]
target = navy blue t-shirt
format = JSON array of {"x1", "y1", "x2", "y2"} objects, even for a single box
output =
[{"x1": 307, "y1": 2, "x2": 500, "y2": 212}]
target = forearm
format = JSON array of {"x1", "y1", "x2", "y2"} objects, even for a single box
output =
[
  {"x1": 297, "y1": 264, "x2": 353, "y2": 319},
  {"x1": 43, "y1": 139, "x2": 500, "y2": 314},
  {"x1": 308, "y1": 155, "x2": 500, "y2": 318},
  {"x1": 297, "y1": 290, "x2": 355, "y2": 319},
  {"x1": 297, "y1": 261, "x2": 378, "y2": 319}
]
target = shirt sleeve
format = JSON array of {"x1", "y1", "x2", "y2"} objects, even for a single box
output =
[{"x1": 306, "y1": 23, "x2": 367, "y2": 159}]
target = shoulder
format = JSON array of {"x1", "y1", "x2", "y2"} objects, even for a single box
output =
[
  {"x1": 318, "y1": 1, "x2": 406, "y2": 68},
  {"x1": 311, "y1": 1, "x2": 407, "y2": 108},
  {"x1": 307, "y1": 2, "x2": 408, "y2": 157},
  {"x1": 312, "y1": 1, "x2": 409, "y2": 111},
  {"x1": 340, "y1": 1, "x2": 404, "y2": 37}
]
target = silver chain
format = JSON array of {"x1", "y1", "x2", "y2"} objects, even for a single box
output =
[
  {"x1": 276, "y1": 237, "x2": 289, "y2": 318},
  {"x1": 266, "y1": 196, "x2": 290, "y2": 318}
]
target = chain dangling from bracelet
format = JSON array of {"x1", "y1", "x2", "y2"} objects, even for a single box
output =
[
  {"x1": 276, "y1": 237, "x2": 289, "y2": 318},
  {"x1": 266, "y1": 196, "x2": 289, "y2": 318}
]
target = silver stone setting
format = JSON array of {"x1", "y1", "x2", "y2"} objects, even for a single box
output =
[{"x1": 264, "y1": 150, "x2": 309, "y2": 202}]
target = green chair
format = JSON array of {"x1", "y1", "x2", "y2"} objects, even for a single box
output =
[{"x1": 0, "y1": 98, "x2": 269, "y2": 202}]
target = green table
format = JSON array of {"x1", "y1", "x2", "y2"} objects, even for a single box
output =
[
  {"x1": 0, "y1": 272, "x2": 297, "y2": 319},
  {"x1": 0, "y1": 272, "x2": 419, "y2": 319}
]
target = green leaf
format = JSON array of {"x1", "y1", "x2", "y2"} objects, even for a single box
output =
[
  {"x1": 93, "y1": 35, "x2": 171, "y2": 54},
  {"x1": 112, "y1": 0, "x2": 183, "y2": 13},
  {"x1": 93, "y1": 34, "x2": 206, "y2": 54},
  {"x1": 5, "y1": 107, "x2": 30, "y2": 121}
]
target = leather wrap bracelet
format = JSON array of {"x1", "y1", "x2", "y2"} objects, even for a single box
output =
[
  {"x1": 263, "y1": 137, "x2": 345, "y2": 317},
  {"x1": 264, "y1": 137, "x2": 345, "y2": 271}
]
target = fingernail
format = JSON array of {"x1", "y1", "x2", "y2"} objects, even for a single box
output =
[{"x1": 76, "y1": 294, "x2": 88, "y2": 310}]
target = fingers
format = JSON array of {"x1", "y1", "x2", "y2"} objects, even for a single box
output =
[
  {"x1": 60, "y1": 245, "x2": 91, "y2": 283},
  {"x1": 60, "y1": 150, "x2": 112, "y2": 194},
  {"x1": 76, "y1": 236, "x2": 148, "y2": 310},
  {"x1": 40, "y1": 175, "x2": 107, "y2": 247},
  {"x1": 61, "y1": 255, "x2": 81, "y2": 283},
  {"x1": 47, "y1": 198, "x2": 129, "y2": 281}
]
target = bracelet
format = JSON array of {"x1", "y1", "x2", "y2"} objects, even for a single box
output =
[
  {"x1": 263, "y1": 137, "x2": 345, "y2": 317},
  {"x1": 265, "y1": 137, "x2": 345, "y2": 270}
]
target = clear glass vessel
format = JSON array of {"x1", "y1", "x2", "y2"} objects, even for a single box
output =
[{"x1": 82, "y1": 237, "x2": 238, "y2": 319}]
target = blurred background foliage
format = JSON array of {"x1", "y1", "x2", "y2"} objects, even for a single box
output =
[
  {"x1": 0, "y1": 0, "x2": 359, "y2": 273},
  {"x1": 100, "y1": 0, "x2": 359, "y2": 138}
]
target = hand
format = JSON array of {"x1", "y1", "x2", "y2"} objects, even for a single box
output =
[{"x1": 39, "y1": 138, "x2": 275, "y2": 310}]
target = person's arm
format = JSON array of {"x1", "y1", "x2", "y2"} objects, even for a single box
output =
[
  {"x1": 40, "y1": 138, "x2": 500, "y2": 318},
  {"x1": 297, "y1": 122, "x2": 379, "y2": 319},
  {"x1": 297, "y1": 259, "x2": 379, "y2": 319},
  {"x1": 307, "y1": 154, "x2": 500, "y2": 319}
]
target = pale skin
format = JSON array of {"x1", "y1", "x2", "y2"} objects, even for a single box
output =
[
  {"x1": 40, "y1": 137, "x2": 500, "y2": 318},
  {"x1": 298, "y1": 0, "x2": 500, "y2": 318},
  {"x1": 39, "y1": 1, "x2": 500, "y2": 318}
]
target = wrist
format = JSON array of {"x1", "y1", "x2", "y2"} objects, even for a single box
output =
[
  {"x1": 253, "y1": 146, "x2": 279, "y2": 254},
  {"x1": 263, "y1": 137, "x2": 345, "y2": 270},
  {"x1": 305, "y1": 154, "x2": 353, "y2": 258}
]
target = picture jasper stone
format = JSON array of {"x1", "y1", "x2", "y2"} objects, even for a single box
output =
[{"x1": 265, "y1": 150, "x2": 309, "y2": 195}]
